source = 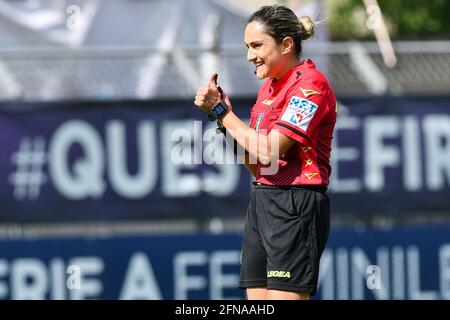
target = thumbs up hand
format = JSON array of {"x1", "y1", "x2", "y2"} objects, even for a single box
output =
[
  {"x1": 209, "y1": 73, "x2": 218, "y2": 90},
  {"x1": 194, "y1": 73, "x2": 232, "y2": 113}
]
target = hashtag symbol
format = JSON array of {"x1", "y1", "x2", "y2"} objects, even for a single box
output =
[{"x1": 9, "y1": 137, "x2": 47, "y2": 200}]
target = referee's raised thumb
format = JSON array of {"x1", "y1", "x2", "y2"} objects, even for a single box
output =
[
  {"x1": 219, "y1": 87, "x2": 232, "y2": 109},
  {"x1": 209, "y1": 73, "x2": 218, "y2": 89}
]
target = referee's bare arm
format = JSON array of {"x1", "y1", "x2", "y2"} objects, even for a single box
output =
[
  {"x1": 194, "y1": 73, "x2": 295, "y2": 166},
  {"x1": 223, "y1": 131, "x2": 256, "y2": 176},
  {"x1": 242, "y1": 151, "x2": 257, "y2": 177}
]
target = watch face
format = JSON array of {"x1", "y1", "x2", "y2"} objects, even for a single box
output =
[
  {"x1": 216, "y1": 105, "x2": 225, "y2": 113},
  {"x1": 213, "y1": 103, "x2": 227, "y2": 116}
]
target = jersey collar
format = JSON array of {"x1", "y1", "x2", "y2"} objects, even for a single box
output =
[{"x1": 270, "y1": 59, "x2": 315, "y2": 89}]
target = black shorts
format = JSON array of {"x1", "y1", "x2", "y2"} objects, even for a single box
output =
[{"x1": 238, "y1": 184, "x2": 330, "y2": 296}]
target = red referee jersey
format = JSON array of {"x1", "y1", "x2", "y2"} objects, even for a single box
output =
[{"x1": 249, "y1": 59, "x2": 337, "y2": 187}]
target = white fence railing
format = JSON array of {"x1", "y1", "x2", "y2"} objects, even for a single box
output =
[{"x1": 0, "y1": 41, "x2": 449, "y2": 102}]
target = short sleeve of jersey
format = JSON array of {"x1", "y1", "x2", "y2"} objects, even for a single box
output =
[{"x1": 272, "y1": 82, "x2": 330, "y2": 145}]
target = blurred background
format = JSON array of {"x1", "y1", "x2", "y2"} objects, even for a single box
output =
[{"x1": 0, "y1": 0, "x2": 449, "y2": 300}]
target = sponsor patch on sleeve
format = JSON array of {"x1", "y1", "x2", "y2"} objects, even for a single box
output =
[{"x1": 280, "y1": 96, "x2": 318, "y2": 131}]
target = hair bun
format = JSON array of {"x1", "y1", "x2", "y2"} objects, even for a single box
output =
[{"x1": 298, "y1": 16, "x2": 315, "y2": 40}]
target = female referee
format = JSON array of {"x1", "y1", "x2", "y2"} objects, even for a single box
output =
[{"x1": 194, "y1": 5, "x2": 336, "y2": 300}]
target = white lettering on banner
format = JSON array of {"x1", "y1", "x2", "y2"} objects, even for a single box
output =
[
  {"x1": 351, "y1": 248, "x2": 388, "y2": 299},
  {"x1": 317, "y1": 245, "x2": 450, "y2": 300},
  {"x1": 407, "y1": 246, "x2": 438, "y2": 300},
  {"x1": 392, "y1": 246, "x2": 405, "y2": 300},
  {"x1": 439, "y1": 244, "x2": 450, "y2": 300},
  {"x1": 317, "y1": 250, "x2": 334, "y2": 299},
  {"x1": 330, "y1": 114, "x2": 362, "y2": 192},
  {"x1": 173, "y1": 251, "x2": 242, "y2": 300},
  {"x1": 107, "y1": 121, "x2": 158, "y2": 199},
  {"x1": 209, "y1": 251, "x2": 241, "y2": 300},
  {"x1": 0, "y1": 260, "x2": 8, "y2": 298},
  {"x1": 336, "y1": 248, "x2": 349, "y2": 299},
  {"x1": 68, "y1": 257, "x2": 103, "y2": 300},
  {"x1": 202, "y1": 123, "x2": 239, "y2": 196},
  {"x1": 0, "y1": 246, "x2": 449, "y2": 300},
  {"x1": 11, "y1": 258, "x2": 48, "y2": 300},
  {"x1": 403, "y1": 117, "x2": 422, "y2": 191},
  {"x1": 364, "y1": 116, "x2": 401, "y2": 191},
  {"x1": 0, "y1": 257, "x2": 104, "y2": 300},
  {"x1": 352, "y1": 249, "x2": 367, "y2": 299},
  {"x1": 168, "y1": 121, "x2": 197, "y2": 166},
  {"x1": 45, "y1": 119, "x2": 240, "y2": 200},
  {"x1": 162, "y1": 121, "x2": 239, "y2": 197},
  {"x1": 119, "y1": 252, "x2": 162, "y2": 300},
  {"x1": 423, "y1": 115, "x2": 450, "y2": 191},
  {"x1": 203, "y1": 125, "x2": 224, "y2": 166},
  {"x1": 51, "y1": 258, "x2": 66, "y2": 300},
  {"x1": 0, "y1": 251, "x2": 239, "y2": 300},
  {"x1": 162, "y1": 121, "x2": 203, "y2": 196},
  {"x1": 331, "y1": 113, "x2": 450, "y2": 194},
  {"x1": 174, "y1": 252, "x2": 208, "y2": 300},
  {"x1": 12, "y1": 113, "x2": 450, "y2": 202},
  {"x1": 49, "y1": 120, "x2": 105, "y2": 199},
  {"x1": 0, "y1": 251, "x2": 241, "y2": 300},
  {"x1": 378, "y1": 247, "x2": 390, "y2": 295},
  {"x1": 203, "y1": 122, "x2": 234, "y2": 166}
]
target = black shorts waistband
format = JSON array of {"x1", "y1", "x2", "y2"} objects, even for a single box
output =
[{"x1": 253, "y1": 182, "x2": 327, "y2": 193}]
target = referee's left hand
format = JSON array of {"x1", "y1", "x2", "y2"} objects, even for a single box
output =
[{"x1": 194, "y1": 73, "x2": 223, "y2": 113}]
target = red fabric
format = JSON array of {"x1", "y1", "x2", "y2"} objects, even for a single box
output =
[{"x1": 249, "y1": 59, "x2": 337, "y2": 187}]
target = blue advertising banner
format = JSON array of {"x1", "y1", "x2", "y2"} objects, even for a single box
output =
[
  {"x1": 0, "y1": 224, "x2": 449, "y2": 300},
  {"x1": 0, "y1": 96, "x2": 449, "y2": 222},
  {"x1": 329, "y1": 96, "x2": 450, "y2": 215},
  {"x1": 0, "y1": 100, "x2": 253, "y2": 222}
]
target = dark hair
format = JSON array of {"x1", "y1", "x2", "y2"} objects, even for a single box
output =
[{"x1": 247, "y1": 5, "x2": 315, "y2": 56}]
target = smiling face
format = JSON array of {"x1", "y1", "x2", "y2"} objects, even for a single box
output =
[{"x1": 244, "y1": 21, "x2": 291, "y2": 80}]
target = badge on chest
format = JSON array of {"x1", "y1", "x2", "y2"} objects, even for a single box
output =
[{"x1": 255, "y1": 113, "x2": 264, "y2": 132}]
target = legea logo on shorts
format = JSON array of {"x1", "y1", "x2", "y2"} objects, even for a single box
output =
[{"x1": 267, "y1": 270, "x2": 291, "y2": 278}]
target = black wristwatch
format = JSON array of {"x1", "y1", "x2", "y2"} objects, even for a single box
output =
[{"x1": 207, "y1": 101, "x2": 229, "y2": 121}]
